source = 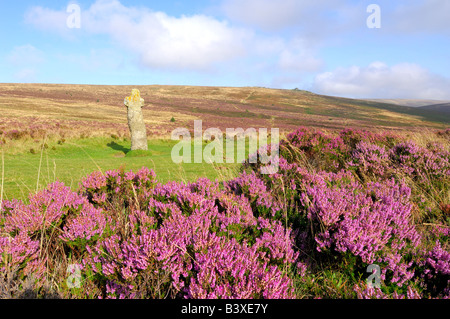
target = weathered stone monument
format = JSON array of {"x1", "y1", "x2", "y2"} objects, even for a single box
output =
[{"x1": 124, "y1": 89, "x2": 148, "y2": 151}]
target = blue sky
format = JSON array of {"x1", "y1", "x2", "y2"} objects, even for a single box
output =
[{"x1": 1, "y1": 0, "x2": 449, "y2": 99}]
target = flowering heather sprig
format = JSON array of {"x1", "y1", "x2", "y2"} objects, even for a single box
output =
[
  {"x1": 347, "y1": 141, "x2": 390, "y2": 177},
  {"x1": 339, "y1": 128, "x2": 368, "y2": 148},
  {"x1": 0, "y1": 233, "x2": 40, "y2": 275},
  {"x1": 85, "y1": 217, "x2": 296, "y2": 299},
  {"x1": 284, "y1": 127, "x2": 325, "y2": 151},
  {"x1": 390, "y1": 141, "x2": 424, "y2": 175},
  {"x1": 59, "y1": 204, "x2": 111, "y2": 247},
  {"x1": 188, "y1": 178, "x2": 222, "y2": 198},
  {"x1": 211, "y1": 193, "x2": 258, "y2": 238},
  {"x1": 353, "y1": 283, "x2": 389, "y2": 299},
  {"x1": 80, "y1": 167, "x2": 157, "y2": 207},
  {"x1": 105, "y1": 281, "x2": 136, "y2": 299},
  {"x1": 128, "y1": 208, "x2": 157, "y2": 233},
  {"x1": 225, "y1": 170, "x2": 281, "y2": 218},
  {"x1": 390, "y1": 141, "x2": 450, "y2": 178},
  {"x1": 253, "y1": 217, "x2": 298, "y2": 266},
  {"x1": 421, "y1": 144, "x2": 450, "y2": 179},
  {"x1": 282, "y1": 127, "x2": 348, "y2": 170},
  {"x1": 339, "y1": 128, "x2": 399, "y2": 148},
  {"x1": 426, "y1": 241, "x2": 450, "y2": 276},
  {"x1": 85, "y1": 231, "x2": 160, "y2": 283},
  {"x1": 80, "y1": 170, "x2": 107, "y2": 191},
  {"x1": 187, "y1": 236, "x2": 295, "y2": 299}
]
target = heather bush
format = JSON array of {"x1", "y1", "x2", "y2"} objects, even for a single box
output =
[
  {"x1": 1, "y1": 166, "x2": 299, "y2": 299},
  {"x1": 5, "y1": 130, "x2": 27, "y2": 140},
  {"x1": 225, "y1": 170, "x2": 282, "y2": 219},
  {"x1": 339, "y1": 128, "x2": 399, "y2": 149},
  {"x1": 80, "y1": 166, "x2": 157, "y2": 209},
  {"x1": 414, "y1": 240, "x2": 450, "y2": 298},
  {"x1": 257, "y1": 164, "x2": 423, "y2": 289},
  {"x1": 301, "y1": 176, "x2": 421, "y2": 286},
  {"x1": 347, "y1": 141, "x2": 391, "y2": 178},
  {"x1": 79, "y1": 173, "x2": 299, "y2": 299},
  {"x1": 390, "y1": 141, "x2": 450, "y2": 186},
  {"x1": 389, "y1": 140, "x2": 450, "y2": 226},
  {"x1": 281, "y1": 127, "x2": 349, "y2": 171},
  {"x1": 0, "y1": 182, "x2": 97, "y2": 278},
  {"x1": 244, "y1": 127, "x2": 449, "y2": 298},
  {"x1": 0, "y1": 181, "x2": 112, "y2": 297}
]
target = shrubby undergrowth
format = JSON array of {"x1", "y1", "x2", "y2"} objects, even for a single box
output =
[{"x1": 1, "y1": 127, "x2": 449, "y2": 299}]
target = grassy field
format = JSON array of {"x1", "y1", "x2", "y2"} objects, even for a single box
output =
[{"x1": 0, "y1": 136, "x2": 246, "y2": 202}]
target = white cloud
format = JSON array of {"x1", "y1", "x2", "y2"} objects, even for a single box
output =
[
  {"x1": 312, "y1": 62, "x2": 450, "y2": 99},
  {"x1": 25, "y1": 0, "x2": 252, "y2": 71},
  {"x1": 220, "y1": 0, "x2": 355, "y2": 34},
  {"x1": 278, "y1": 38, "x2": 323, "y2": 73},
  {"x1": 221, "y1": 0, "x2": 306, "y2": 30},
  {"x1": 124, "y1": 13, "x2": 251, "y2": 71},
  {"x1": 392, "y1": 0, "x2": 450, "y2": 35},
  {"x1": 21, "y1": 0, "x2": 335, "y2": 83},
  {"x1": 24, "y1": 5, "x2": 71, "y2": 37}
]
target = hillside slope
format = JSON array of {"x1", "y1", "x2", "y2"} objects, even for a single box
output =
[
  {"x1": 418, "y1": 103, "x2": 450, "y2": 114},
  {"x1": 0, "y1": 83, "x2": 447, "y2": 140},
  {"x1": 364, "y1": 98, "x2": 450, "y2": 108}
]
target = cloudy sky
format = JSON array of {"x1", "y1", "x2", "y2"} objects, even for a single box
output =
[{"x1": 1, "y1": 0, "x2": 449, "y2": 99}]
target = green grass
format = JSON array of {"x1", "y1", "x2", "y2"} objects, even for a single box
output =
[{"x1": 0, "y1": 136, "x2": 253, "y2": 202}]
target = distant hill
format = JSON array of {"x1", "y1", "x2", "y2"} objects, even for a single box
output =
[
  {"x1": 364, "y1": 99, "x2": 450, "y2": 108},
  {"x1": 418, "y1": 103, "x2": 450, "y2": 114},
  {"x1": 361, "y1": 98, "x2": 450, "y2": 122},
  {"x1": 330, "y1": 96, "x2": 450, "y2": 125}
]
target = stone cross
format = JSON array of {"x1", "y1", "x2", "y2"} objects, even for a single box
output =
[{"x1": 124, "y1": 89, "x2": 148, "y2": 151}]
